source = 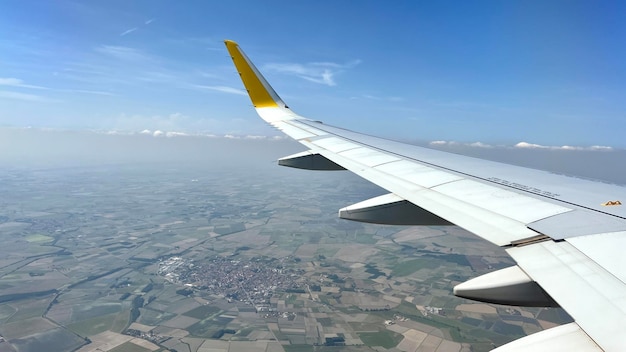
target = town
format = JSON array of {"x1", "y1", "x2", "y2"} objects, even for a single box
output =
[{"x1": 158, "y1": 255, "x2": 307, "y2": 309}]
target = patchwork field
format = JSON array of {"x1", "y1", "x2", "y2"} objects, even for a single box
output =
[{"x1": 0, "y1": 153, "x2": 573, "y2": 352}]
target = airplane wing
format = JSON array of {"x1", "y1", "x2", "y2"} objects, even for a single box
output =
[{"x1": 224, "y1": 40, "x2": 626, "y2": 351}]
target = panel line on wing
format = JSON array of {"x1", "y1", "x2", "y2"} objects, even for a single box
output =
[
  {"x1": 313, "y1": 137, "x2": 362, "y2": 153},
  {"x1": 338, "y1": 147, "x2": 401, "y2": 167},
  {"x1": 273, "y1": 121, "x2": 318, "y2": 140}
]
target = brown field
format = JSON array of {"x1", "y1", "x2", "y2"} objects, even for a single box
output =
[{"x1": 455, "y1": 304, "x2": 497, "y2": 315}]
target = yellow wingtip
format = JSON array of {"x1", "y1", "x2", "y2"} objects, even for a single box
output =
[{"x1": 224, "y1": 40, "x2": 283, "y2": 109}]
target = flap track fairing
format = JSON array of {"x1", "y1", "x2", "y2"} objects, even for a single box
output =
[
  {"x1": 339, "y1": 193, "x2": 453, "y2": 225},
  {"x1": 454, "y1": 265, "x2": 558, "y2": 307},
  {"x1": 278, "y1": 151, "x2": 346, "y2": 171}
]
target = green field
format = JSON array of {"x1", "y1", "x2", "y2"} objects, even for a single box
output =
[
  {"x1": 358, "y1": 330, "x2": 404, "y2": 348},
  {"x1": 354, "y1": 232, "x2": 378, "y2": 244},
  {"x1": 182, "y1": 304, "x2": 222, "y2": 319},
  {"x1": 283, "y1": 345, "x2": 314, "y2": 352},
  {"x1": 187, "y1": 318, "x2": 229, "y2": 338},
  {"x1": 9, "y1": 327, "x2": 86, "y2": 352},
  {"x1": 109, "y1": 341, "x2": 152, "y2": 352},
  {"x1": 4, "y1": 297, "x2": 52, "y2": 324},
  {"x1": 66, "y1": 310, "x2": 129, "y2": 337},
  {"x1": 0, "y1": 304, "x2": 17, "y2": 322},
  {"x1": 25, "y1": 234, "x2": 54, "y2": 243},
  {"x1": 0, "y1": 152, "x2": 541, "y2": 352},
  {"x1": 137, "y1": 308, "x2": 176, "y2": 326},
  {"x1": 391, "y1": 258, "x2": 441, "y2": 276},
  {"x1": 72, "y1": 303, "x2": 122, "y2": 322}
]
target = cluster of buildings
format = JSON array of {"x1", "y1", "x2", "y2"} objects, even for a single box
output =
[
  {"x1": 157, "y1": 256, "x2": 189, "y2": 283},
  {"x1": 124, "y1": 329, "x2": 167, "y2": 345},
  {"x1": 158, "y1": 256, "x2": 306, "y2": 307}
]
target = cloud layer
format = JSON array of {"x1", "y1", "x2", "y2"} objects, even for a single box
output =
[
  {"x1": 430, "y1": 140, "x2": 614, "y2": 151},
  {"x1": 265, "y1": 60, "x2": 361, "y2": 86}
]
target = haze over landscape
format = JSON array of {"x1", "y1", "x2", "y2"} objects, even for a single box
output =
[{"x1": 1, "y1": 129, "x2": 614, "y2": 352}]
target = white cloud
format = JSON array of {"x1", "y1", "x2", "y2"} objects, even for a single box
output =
[
  {"x1": 165, "y1": 131, "x2": 189, "y2": 137},
  {"x1": 429, "y1": 140, "x2": 447, "y2": 145},
  {"x1": 145, "y1": 18, "x2": 156, "y2": 25},
  {"x1": 590, "y1": 145, "x2": 613, "y2": 151},
  {"x1": 428, "y1": 140, "x2": 460, "y2": 146},
  {"x1": 514, "y1": 142, "x2": 548, "y2": 149},
  {"x1": 0, "y1": 91, "x2": 57, "y2": 102},
  {"x1": 360, "y1": 94, "x2": 403, "y2": 102},
  {"x1": 104, "y1": 112, "x2": 282, "y2": 138},
  {"x1": 0, "y1": 78, "x2": 22, "y2": 85},
  {"x1": 265, "y1": 60, "x2": 360, "y2": 86},
  {"x1": 0, "y1": 77, "x2": 48, "y2": 90},
  {"x1": 105, "y1": 130, "x2": 123, "y2": 135},
  {"x1": 60, "y1": 89, "x2": 115, "y2": 96},
  {"x1": 108, "y1": 112, "x2": 198, "y2": 133},
  {"x1": 244, "y1": 135, "x2": 268, "y2": 140},
  {"x1": 468, "y1": 142, "x2": 493, "y2": 148},
  {"x1": 515, "y1": 141, "x2": 613, "y2": 151},
  {"x1": 95, "y1": 45, "x2": 151, "y2": 61},
  {"x1": 191, "y1": 85, "x2": 247, "y2": 96},
  {"x1": 430, "y1": 140, "x2": 612, "y2": 151},
  {"x1": 92, "y1": 130, "x2": 284, "y2": 140},
  {"x1": 120, "y1": 28, "x2": 138, "y2": 36}
]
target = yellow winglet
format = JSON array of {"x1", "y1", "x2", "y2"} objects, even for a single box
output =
[{"x1": 224, "y1": 40, "x2": 286, "y2": 109}]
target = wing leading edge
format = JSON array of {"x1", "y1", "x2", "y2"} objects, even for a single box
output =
[{"x1": 224, "y1": 40, "x2": 626, "y2": 351}]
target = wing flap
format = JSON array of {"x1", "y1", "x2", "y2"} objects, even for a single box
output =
[
  {"x1": 529, "y1": 210, "x2": 626, "y2": 240},
  {"x1": 431, "y1": 179, "x2": 572, "y2": 224},
  {"x1": 567, "y1": 231, "x2": 626, "y2": 284},
  {"x1": 508, "y1": 240, "x2": 626, "y2": 351},
  {"x1": 491, "y1": 323, "x2": 601, "y2": 352}
]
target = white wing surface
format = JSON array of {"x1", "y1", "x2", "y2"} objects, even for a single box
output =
[{"x1": 224, "y1": 40, "x2": 626, "y2": 351}]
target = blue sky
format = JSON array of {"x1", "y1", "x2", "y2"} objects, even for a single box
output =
[{"x1": 1, "y1": 1, "x2": 625, "y2": 147}]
